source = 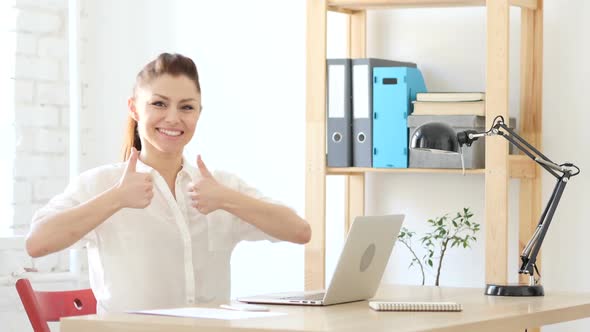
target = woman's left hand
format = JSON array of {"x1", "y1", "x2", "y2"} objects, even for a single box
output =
[{"x1": 188, "y1": 155, "x2": 230, "y2": 215}]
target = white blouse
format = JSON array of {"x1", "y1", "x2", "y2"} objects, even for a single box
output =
[{"x1": 32, "y1": 158, "x2": 278, "y2": 313}]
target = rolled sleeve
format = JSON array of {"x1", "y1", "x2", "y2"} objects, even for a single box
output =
[
  {"x1": 32, "y1": 174, "x2": 97, "y2": 246},
  {"x1": 214, "y1": 171, "x2": 281, "y2": 244}
]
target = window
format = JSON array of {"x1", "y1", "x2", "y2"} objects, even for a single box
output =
[{"x1": 0, "y1": 4, "x2": 17, "y2": 236}]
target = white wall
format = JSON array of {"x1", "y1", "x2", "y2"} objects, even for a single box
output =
[
  {"x1": 539, "y1": 1, "x2": 590, "y2": 331},
  {"x1": 82, "y1": 0, "x2": 307, "y2": 299}
]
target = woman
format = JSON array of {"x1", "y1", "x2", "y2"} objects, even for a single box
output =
[{"x1": 25, "y1": 53, "x2": 311, "y2": 313}]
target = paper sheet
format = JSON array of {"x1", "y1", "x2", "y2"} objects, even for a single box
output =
[{"x1": 130, "y1": 307, "x2": 287, "y2": 320}]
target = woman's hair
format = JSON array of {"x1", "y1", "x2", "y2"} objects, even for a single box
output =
[{"x1": 121, "y1": 53, "x2": 201, "y2": 161}]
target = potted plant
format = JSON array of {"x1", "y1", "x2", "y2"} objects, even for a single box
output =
[{"x1": 397, "y1": 208, "x2": 480, "y2": 286}]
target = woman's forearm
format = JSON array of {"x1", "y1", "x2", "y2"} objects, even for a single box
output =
[
  {"x1": 26, "y1": 186, "x2": 124, "y2": 258},
  {"x1": 222, "y1": 190, "x2": 311, "y2": 244}
]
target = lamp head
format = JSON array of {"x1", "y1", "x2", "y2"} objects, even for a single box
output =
[{"x1": 410, "y1": 122, "x2": 460, "y2": 154}]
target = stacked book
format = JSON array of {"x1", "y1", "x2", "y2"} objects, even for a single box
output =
[{"x1": 412, "y1": 92, "x2": 485, "y2": 115}]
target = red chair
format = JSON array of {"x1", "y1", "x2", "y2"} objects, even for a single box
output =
[{"x1": 15, "y1": 278, "x2": 96, "y2": 332}]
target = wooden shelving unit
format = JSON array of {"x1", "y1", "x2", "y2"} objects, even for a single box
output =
[{"x1": 305, "y1": 0, "x2": 544, "y2": 323}]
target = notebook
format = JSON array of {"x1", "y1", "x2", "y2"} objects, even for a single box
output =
[
  {"x1": 415, "y1": 92, "x2": 485, "y2": 102},
  {"x1": 412, "y1": 101, "x2": 485, "y2": 116},
  {"x1": 368, "y1": 301, "x2": 463, "y2": 312}
]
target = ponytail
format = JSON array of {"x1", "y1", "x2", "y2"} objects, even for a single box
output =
[{"x1": 121, "y1": 116, "x2": 142, "y2": 161}]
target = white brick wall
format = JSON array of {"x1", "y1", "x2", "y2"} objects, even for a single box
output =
[
  {"x1": 9, "y1": 0, "x2": 71, "y2": 234},
  {"x1": 14, "y1": 104, "x2": 61, "y2": 127},
  {"x1": 16, "y1": 0, "x2": 67, "y2": 11},
  {"x1": 0, "y1": 249, "x2": 31, "y2": 276},
  {"x1": 13, "y1": 155, "x2": 68, "y2": 178},
  {"x1": 16, "y1": 10, "x2": 61, "y2": 34},
  {"x1": 14, "y1": 80, "x2": 34, "y2": 104},
  {"x1": 38, "y1": 36, "x2": 67, "y2": 58},
  {"x1": 15, "y1": 56, "x2": 61, "y2": 81},
  {"x1": 2, "y1": 2, "x2": 90, "y2": 331},
  {"x1": 15, "y1": 128, "x2": 67, "y2": 154},
  {"x1": 12, "y1": 181, "x2": 32, "y2": 205},
  {"x1": 15, "y1": 32, "x2": 37, "y2": 54},
  {"x1": 37, "y1": 81, "x2": 69, "y2": 105}
]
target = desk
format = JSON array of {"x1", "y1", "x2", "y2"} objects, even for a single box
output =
[{"x1": 61, "y1": 285, "x2": 590, "y2": 332}]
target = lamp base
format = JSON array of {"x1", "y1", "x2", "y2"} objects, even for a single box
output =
[{"x1": 485, "y1": 283, "x2": 544, "y2": 296}]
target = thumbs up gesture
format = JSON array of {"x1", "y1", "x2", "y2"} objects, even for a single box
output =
[
  {"x1": 189, "y1": 155, "x2": 228, "y2": 215},
  {"x1": 116, "y1": 147, "x2": 154, "y2": 209}
]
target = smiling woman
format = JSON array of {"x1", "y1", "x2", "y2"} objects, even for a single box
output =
[
  {"x1": 25, "y1": 52, "x2": 311, "y2": 314},
  {"x1": 122, "y1": 53, "x2": 202, "y2": 161}
]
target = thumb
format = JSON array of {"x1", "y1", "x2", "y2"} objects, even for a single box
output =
[
  {"x1": 197, "y1": 155, "x2": 213, "y2": 178},
  {"x1": 125, "y1": 147, "x2": 138, "y2": 174}
]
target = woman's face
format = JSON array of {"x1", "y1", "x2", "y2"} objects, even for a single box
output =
[{"x1": 129, "y1": 74, "x2": 201, "y2": 157}]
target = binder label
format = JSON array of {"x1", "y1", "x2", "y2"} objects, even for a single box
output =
[
  {"x1": 328, "y1": 65, "x2": 346, "y2": 118},
  {"x1": 353, "y1": 65, "x2": 369, "y2": 119}
]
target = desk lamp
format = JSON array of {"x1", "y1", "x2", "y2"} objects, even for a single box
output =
[{"x1": 410, "y1": 115, "x2": 580, "y2": 296}]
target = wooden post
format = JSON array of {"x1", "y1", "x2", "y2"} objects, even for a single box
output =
[
  {"x1": 345, "y1": 10, "x2": 367, "y2": 233},
  {"x1": 305, "y1": 0, "x2": 328, "y2": 291},
  {"x1": 485, "y1": 0, "x2": 510, "y2": 285}
]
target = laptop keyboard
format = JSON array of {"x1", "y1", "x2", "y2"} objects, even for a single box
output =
[{"x1": 280, "y1": 292, "x2": 325, "y2": 301}]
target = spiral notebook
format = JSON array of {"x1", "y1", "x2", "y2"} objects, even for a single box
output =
[{"x1": 369, "y1": 301, "x2": 463, "y2": 312}]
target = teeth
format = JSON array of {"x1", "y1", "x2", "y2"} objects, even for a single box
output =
[{"x1": 158, "y1": 128, "x2": 182, "y2": 137}]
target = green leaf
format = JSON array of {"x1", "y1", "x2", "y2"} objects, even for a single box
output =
[{"x1": 428, "y1": 259, "x2": 433, "y2": 267}]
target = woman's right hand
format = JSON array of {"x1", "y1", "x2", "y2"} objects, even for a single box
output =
[{"x1": 115, "y1": 147, "x2": 154, "y2": 209}]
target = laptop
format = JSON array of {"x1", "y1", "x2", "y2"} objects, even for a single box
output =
[{"x1": 238, "y1": 214, "x2": 404, "y2": 306}]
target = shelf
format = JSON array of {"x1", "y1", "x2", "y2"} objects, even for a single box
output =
[
  {"x1": 326, "y1": 155, "x2": 535, "y2": 179},
  {"x1": 327, "y1": 0, "x2": 537, "y2": 12},
  {"x1": 327, "y1": 167, "x2": 483, "y2": 175}
]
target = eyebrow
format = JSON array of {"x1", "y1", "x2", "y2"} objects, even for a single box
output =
[
  {"x1": 153, "y1": 94, "x2": 170, "y2": 100},
  {"x1": 153, "y1": 94, "x2": 197, "y2": 103}
]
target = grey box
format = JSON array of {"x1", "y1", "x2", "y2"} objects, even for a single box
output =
[{"x1": 408, "y1": 115, "x2": 516, "y2": 169}]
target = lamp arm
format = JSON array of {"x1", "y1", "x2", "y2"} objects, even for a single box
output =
[
  {"x1": 518, "y1": 176, "x2": 568, "y2": 281},
  {"x1": 459, "y1": 117, "x2": 578, "y2": 179},
  {"x1": 457, "y1": 115, "x2": 580, "y2": 285},
  {"x1": 492, "y1": 121, "x2": 563, "y2": 179}
]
